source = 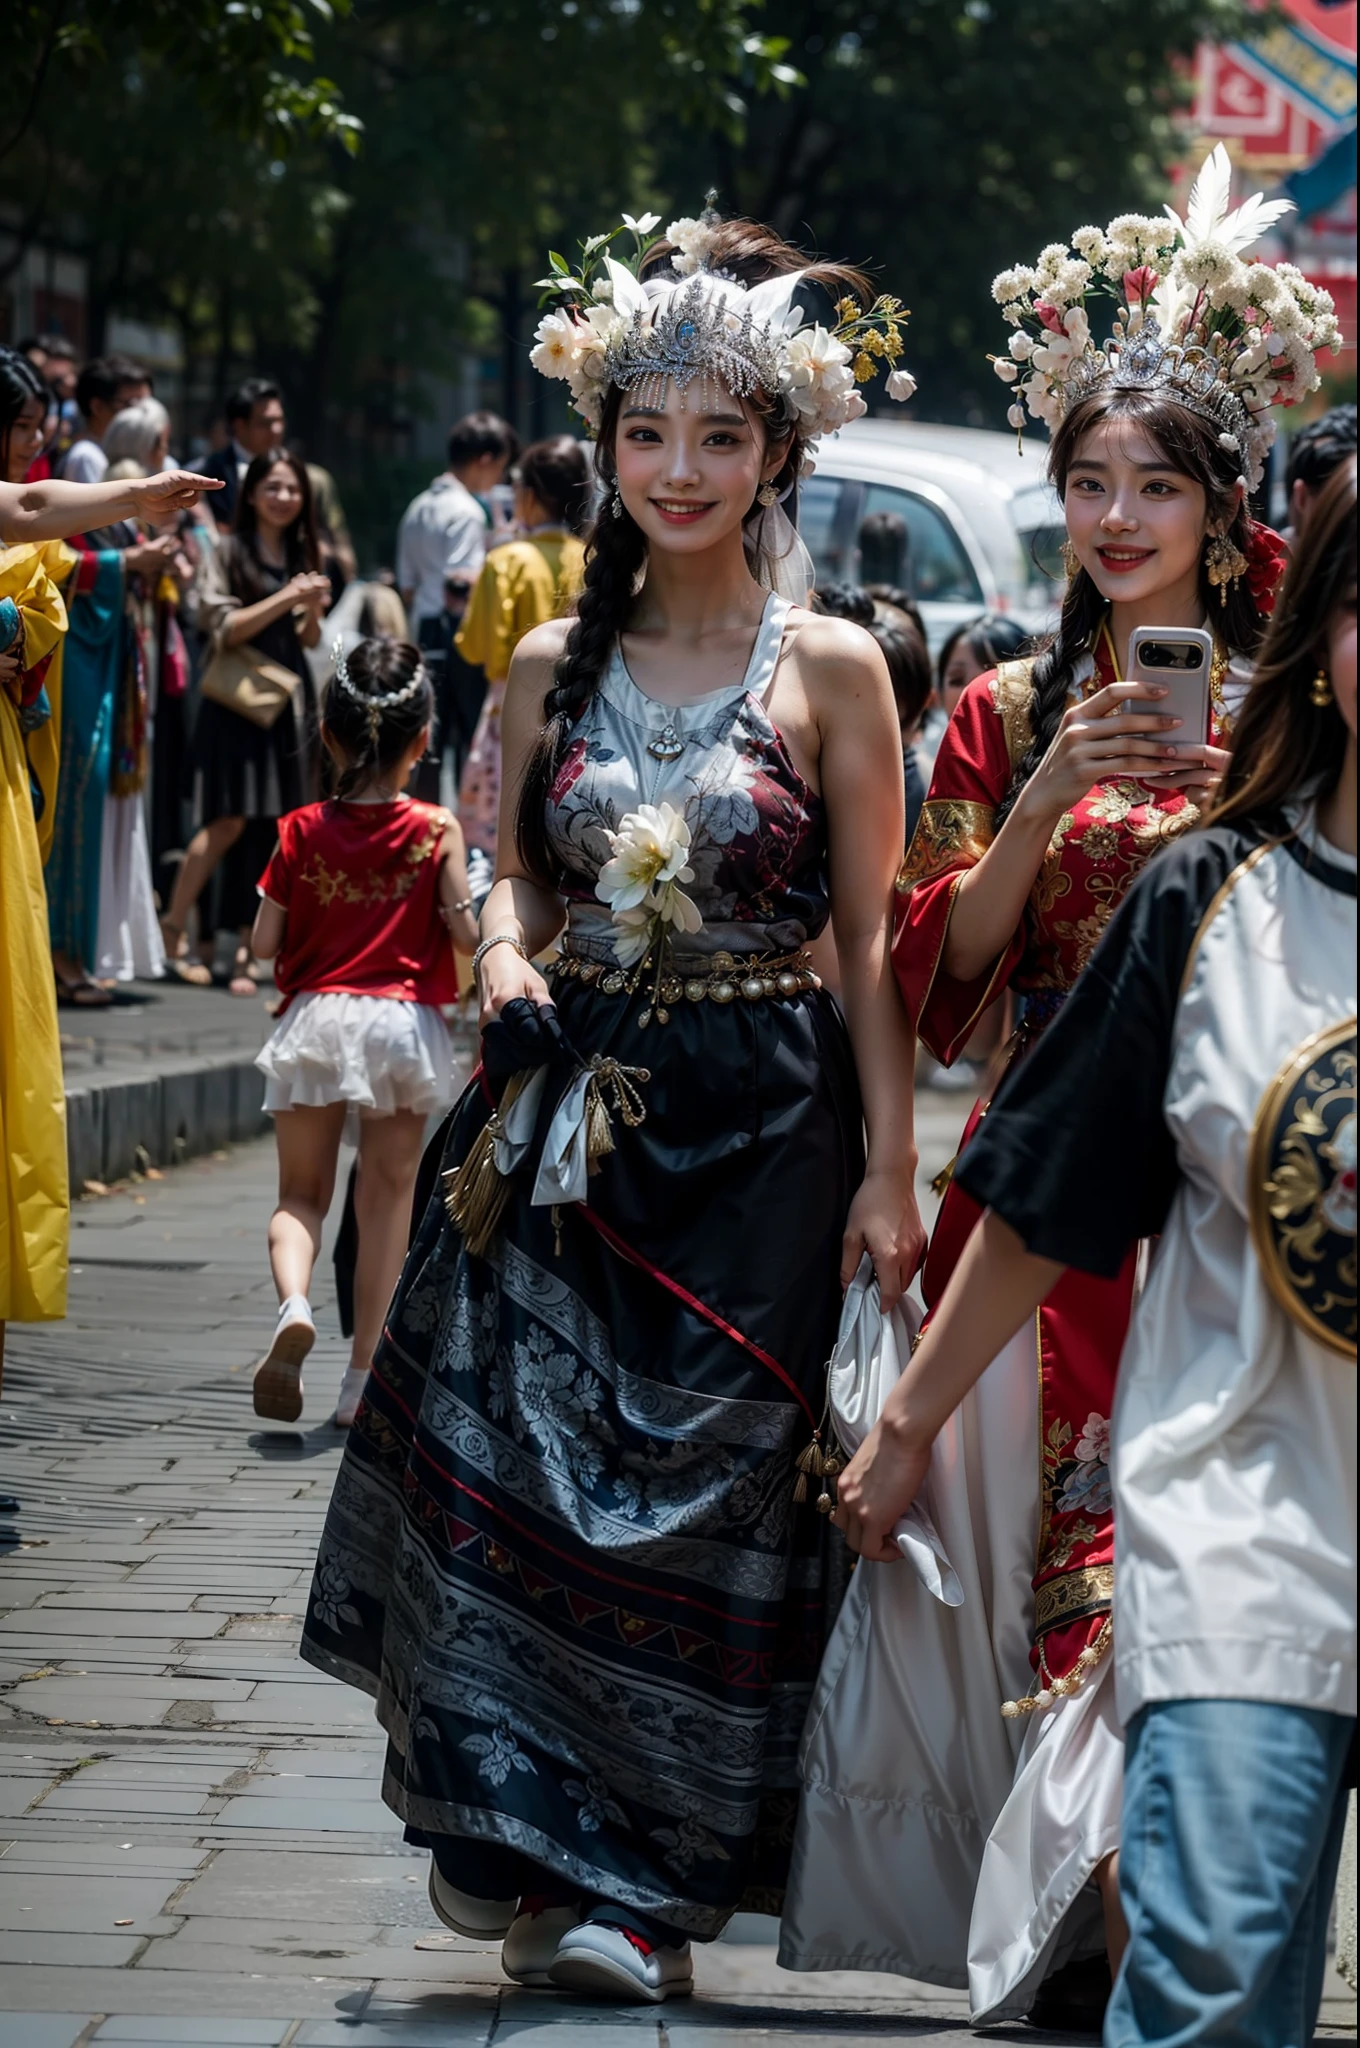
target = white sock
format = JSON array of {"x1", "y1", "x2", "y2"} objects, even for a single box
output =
[{"x1": 278, "y1": 1293, "x2": 312, "y2": 1325}]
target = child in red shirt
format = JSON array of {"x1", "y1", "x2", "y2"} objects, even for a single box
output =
[{"x1": 250, "y1": 636, "x2": 478, "y2": 1427}]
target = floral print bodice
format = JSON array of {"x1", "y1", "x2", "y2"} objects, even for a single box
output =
[{"x1": 545, "y1": 593, "x2": 829, "y2": 962}]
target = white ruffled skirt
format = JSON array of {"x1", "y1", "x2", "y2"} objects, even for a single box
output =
[{"x1": 256, "y1": 993, "x2": 458, "y2": 1136}]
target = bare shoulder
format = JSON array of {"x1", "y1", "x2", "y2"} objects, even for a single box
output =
[
  {"x1": 505, "y1": 616, "x2": 572, "y2": 717},
  {"x1": 785, "y1": 607, "x2": 892, "y2": 709}
]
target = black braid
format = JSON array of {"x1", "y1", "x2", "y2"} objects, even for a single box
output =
[{"x1": 514, "y1": 483, "x2": 648, "y2": 882}]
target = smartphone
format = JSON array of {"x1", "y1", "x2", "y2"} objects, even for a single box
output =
[{"x1": 1127, "y1": 625, "x2": 1213, "y2": 749}]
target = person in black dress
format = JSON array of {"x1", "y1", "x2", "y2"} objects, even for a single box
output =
[{"x1": 161, "y1": 448, "x2": 332, "y2": 988}]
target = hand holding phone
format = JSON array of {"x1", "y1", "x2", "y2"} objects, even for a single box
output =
[{"x1": 1127, "y1": 626, "x2": 1213, "y2": 749}]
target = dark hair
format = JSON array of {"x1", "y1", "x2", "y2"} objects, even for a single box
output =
[
  {"x1": 226, "y1": 376, "x2": 283, "y2": 427},
  {"x1": 228, "y1": 447, "x2": 320, "y2": 596},
  {"x1": 18, "y1": 332, "x2": 77, "y2": 364},
  {"x1": 322, "y1": 638, "x2": 435, "y2": 801},
  {"x1": 1285, "y1": 404, "x2": 1357, "y2": 498},
  {"x1": 865, "y1": 582, "x2": 927, "y2": 641},
  {"x1": 859, "y1": 509, "x2": 909, "y2": 587},
  {"x1": 996, "y1": 385, "x2": 1265, "y2": 823},
  {"x1": 937, "y1": 610, "x2": 1031, "y2": 691},
  {"x1": 513, "y1": 216, "x2": 872, "y2": 883},
  {"x1": 812, "y1": 580, "x2": 875, "y2": 627},
  {"x1": 0, "y1": 347, "x2": 48, "y2": 482},
  {"x1": 75, "y1": 353, "x2": 148, "y2": 418},
  {"x1": 518, "y1": 435, "x2": 591, "y2": 535},
  {"x1": 447, "y1": 410, "x2": 519, "y2": 471},
  {"x1": 1210, "y1": 456, "x2": 1356, "y2": 830},
  {"x1": 871, "y1": 602, "x2": 933, "y2": 734}
]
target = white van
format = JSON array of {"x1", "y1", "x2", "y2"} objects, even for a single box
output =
[{"x1": 802, "y1": 418, "x2": 1065, "y2": 652}]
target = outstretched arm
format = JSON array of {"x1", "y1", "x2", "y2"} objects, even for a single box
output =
[{"x1": 0, "y1": 470, "x2": 222, "y2": 544}]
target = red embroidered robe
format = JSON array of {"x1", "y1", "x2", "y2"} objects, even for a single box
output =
[{"x1": 893, "y1": 630, "x2": 1233, "y2": 1687}]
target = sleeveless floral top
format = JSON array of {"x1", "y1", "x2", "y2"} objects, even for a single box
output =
[{"x1": 545, "y1": 593, "x2": 829, "y2": 966}]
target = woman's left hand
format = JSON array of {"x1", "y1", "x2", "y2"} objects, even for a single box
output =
[
  {"x1": 841, "y1": 1164, "x2": 926, "y2": 1311},
  {"x1": 128, "y1": 471, "x2": 224, "y2": 525},
  {"x1": 1148, "y1": 741, "x2": 1232, "y2": 802},
  {"x1": 832, "y1": 1414, "x2": 932, "y2": 1561}
]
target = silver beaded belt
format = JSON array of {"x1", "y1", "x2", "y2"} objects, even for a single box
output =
[{"x1": 551, "y1": 945, "x2": 823, "y2": 1022}]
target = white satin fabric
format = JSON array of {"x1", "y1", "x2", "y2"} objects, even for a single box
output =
[
  {"x1": 94, "y1": 793, "x2": 165, "y2": 982},
  {"x1": 781, "y1": 1314, "x2": 1121, "y2": 2021}
]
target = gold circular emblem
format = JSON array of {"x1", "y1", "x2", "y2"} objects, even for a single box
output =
[{"x1": 1247, "y1": 1017, "x2": 1357, "y2": 1360}]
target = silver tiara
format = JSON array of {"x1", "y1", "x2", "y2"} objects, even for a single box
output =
[
  {"x1": 329, "y1": 638, "x2": 428, "y2": 735},
  {"x1": 603, "y1": 276, "x2": 788, "y2": 417},
  {"x1": 1062, "y1": 319, "x2": 1255, "y2": 459}
]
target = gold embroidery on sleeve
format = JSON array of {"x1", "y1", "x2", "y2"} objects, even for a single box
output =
[
  {"x1": 897, "y1": 799, "x2": 996, "y2": 893},
  {"x1": 989, "y1": 657, "x2": 1037, "y2": 768}
]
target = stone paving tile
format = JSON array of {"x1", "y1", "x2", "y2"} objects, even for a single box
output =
[
  {"x1": 172, "y1": 1847, "x2": 434, "y2": 1927},
  {"x1": 92, "y1": 2023, "x2": 292, "y2": 2045},
  {"x1": 1, "y1": 2019, "x2": 96, "y2": 2048},
  {"x1": 0, "y1": 1872, "x2": 181, "y2": 1933},
  {"x1": 293, "y1": 1999, "x2": 498, "y2": 2046},
  {"x1": 0, "y1": 1929, "x2": 145, "y2": 1966}
]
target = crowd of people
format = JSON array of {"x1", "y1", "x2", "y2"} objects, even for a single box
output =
[{"x1": 1, "y1": 158, "x2": 1356, "y2": 2048}]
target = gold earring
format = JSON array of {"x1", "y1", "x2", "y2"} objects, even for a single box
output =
[
  {"x1": 1060, "y1": 539, "x2": 1081, "y2": 579},
  {"x1": 1205, "y1": 530, "x2": 1248, "y2": 608},
  {"x1": 1310, "y1": 668, "x2": 1334, "y2": 708},
  {"x1": 757, "y1": 481, "x2": 779, "y2": 509}
]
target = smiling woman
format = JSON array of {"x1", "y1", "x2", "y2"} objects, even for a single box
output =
[{"x1": 300, "y1": 205, "x2": 925, "y2": 2005}]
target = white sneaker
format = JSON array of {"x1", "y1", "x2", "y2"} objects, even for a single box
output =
[
  {"x1": 334, "y1": 1367, "x2": 369, "y2": 1429},
  {"x1": 502, "y1": 1903, "x2": 581, "y2": 1987},
  {"x1": 427, "y1": 1862, "x2": 516, "y2": 1941},
  {"x1": 252, "y1": 1296, "x2": 315, "y2": 1422},
  {"x1": 548, "y1": 1920, "x2": 693, "y2": 2002}
]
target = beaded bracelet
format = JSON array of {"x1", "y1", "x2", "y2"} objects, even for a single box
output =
[{"x1": 472, "y1": 933, "x2": 528, "y2": 982}]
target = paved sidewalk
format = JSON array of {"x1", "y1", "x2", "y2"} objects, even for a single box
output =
[{"x1": 1, "y1": 1112, "x2": 1354, "y2": 2046}]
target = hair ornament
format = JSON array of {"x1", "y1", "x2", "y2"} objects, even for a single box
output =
[
  {"x1": 530, "y1": 207, "x2": 915, "y2": 447},
  {"x1": 328, "y1": 635, "x2": 430, "y2": 732},
  {"x1": 991, "y1": 145, "x2": 1341, "y2": 490}
]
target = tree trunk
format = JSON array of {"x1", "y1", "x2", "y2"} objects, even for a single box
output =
[{"x1": 500, "y1": 264, "x2": 523, "y2": 432}]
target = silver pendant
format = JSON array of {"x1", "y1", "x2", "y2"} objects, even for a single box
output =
[{"x1": 646, "y1": 722, "x2": 684, "y2": 762}]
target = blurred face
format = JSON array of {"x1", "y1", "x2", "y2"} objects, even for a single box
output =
[
  {"x1": 45, "y1": 356, "x2": 77, "y2": 403},
  {"x1": 250, "y1": 461, "x2": 304, "y2": 534},
  {"x1": 1063, "y1": 418, "x2": 1239, "y2": 612},
  {"x1": 1327, "y1": 576, "x2": 1357, "y2": 740},
  {"x1": 237, "y1": 397, "x2": 286, "y2": 457},
  {"x1": 614, "y1": 377, "x2": 784, "y2": 559},
  {"x1": 461, "y1": 451, "x2": 509, "y2": 495},
  {"x1": 940, "y1": 635, "x2": 983, "y2": 720},
  {"x1": 6, "y1": 395, "x2": 47, "y2": 482}
]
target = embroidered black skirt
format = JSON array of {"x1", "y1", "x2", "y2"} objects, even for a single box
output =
[{"x1": 299, "y1": 981, "x2": 863, "y2": 1937}]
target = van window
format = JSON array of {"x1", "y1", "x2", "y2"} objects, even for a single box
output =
[
  {"x1": 856, "y1": 483, "x2": 983, "y2": 604},
  {"x1": 797, "y1": 475, "x2": 852, "y2": 583}
]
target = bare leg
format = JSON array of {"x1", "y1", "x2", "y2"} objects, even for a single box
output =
[
  {"x1": 1096, "y1": 1850, "x2": 1127, "y2": 1981},
  {"x1": 350, "y1": 1111, "x2": 427, "y2": 1375},
  {"x1": 162, "y1": 817, "x2": 245, "y2": 979},
  {"x1": 268, "y1": 1104, "x2": 347, "y2": 1304}
]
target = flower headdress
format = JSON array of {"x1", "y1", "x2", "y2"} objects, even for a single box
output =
[
  {"x1": 530, "y1": 207, "x2": 916, "y2": 446},
  {"x1": 991, "y1": 146, "x2": 1341, "y2": 490}
]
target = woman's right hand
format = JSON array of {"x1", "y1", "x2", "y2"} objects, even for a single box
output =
[
  {"x1": 1019, "y1": 681, "x2": 1183, "y2": 823},
  {"x1": 288, "y1": 571, "x2": 332, "y2": 613},
  {"x1": 477, "y1": 944, "x2": 554, "y2": 1029}
]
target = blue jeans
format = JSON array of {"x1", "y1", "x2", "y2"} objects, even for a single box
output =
[{"x1": 1107, "y1": 1697, "x2": 1354, "y2": 2047}]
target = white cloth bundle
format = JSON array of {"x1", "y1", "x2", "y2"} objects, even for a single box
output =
[{"x1": 829, "y1": 1256, "x2": 963, "y2": 1605}]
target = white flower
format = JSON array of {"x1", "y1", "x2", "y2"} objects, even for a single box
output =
[
  {"x1": 529, "y1": 312, "x2": 583, "y2": 382},
  {"x1": 1072, "y1": 226, "x2": 1110, "y2": 267},
  {"x1": 666, "y1": 214, "x2": 720, "y2": 278},
  {"x1": 596, "y1": 802, "x2": 694, "y2": 914},
  {"x1": 622, "y1": 211, "x2": 661, "y2": 234},
  {"x1": 1106, "y1": 213, "x2": 1176, "y2": 267},
  {"x1": 1062, "y1": 304, "x2": 1091, "y2": 349},
  {"x1": 994, "y1": 359, "x2": 1019, "y2": 384},
  {"x1": 1034, "y1": 242, "x2": 1070, "y2": 289},
  {"x1": 885, "y1": 368, "x2": 917, "y2": 401},
  {"x1": 1171, "y1": 240, "x2": 1242, "y2": 293},
  {"x1": 1007, "y1": 402, "x2": 1026, "y2": 429},
  {"x1": 1001, "y1": 301, "x2": 1027, "y2": 328},
  {"x1": 991, "y1": 265, "x2": 1037, "y2": 307},
  {"x1": 781, "y1": 325, "x2": 857, "y2": 430},
  {"x1": 1009, "y1": 331, "x2": 1036, "y2": 361},
  {"x1": 1045, "y1": 257, "x2": 1092, "y2": 307},
  {"x1": 841, "y1": 390, "x2": 868, "y2": 423}
]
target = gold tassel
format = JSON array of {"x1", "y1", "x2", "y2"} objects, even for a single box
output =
[
  {"x1": 793, "y1": 1433, "x2": 827, "y2": 1507},
  {"x1": 585, "y1": 1086, "x2": 616, "y2": 1172},
  {"x1": 441, "y1": 1072, "x2": 531, "y2": 1258},
  {"x1": 930, "y1": 1152, "x2": 957, "y2": 1198}
]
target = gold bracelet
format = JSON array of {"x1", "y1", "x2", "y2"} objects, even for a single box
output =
[{"x1": 472, "y1": 933, "x2": 527, "y2": 982}]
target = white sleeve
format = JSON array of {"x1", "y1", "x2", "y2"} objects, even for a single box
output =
[
  {"x1": 60, "y1": 442, "x2": 107, "y2": 485},
  {"x1": 442, "y1": 509, "x2": 488, "y2": 576}
]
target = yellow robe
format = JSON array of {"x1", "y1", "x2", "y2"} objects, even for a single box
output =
[{"x1": 0, "y1": 542, "x2": 75, "y2": 1322}]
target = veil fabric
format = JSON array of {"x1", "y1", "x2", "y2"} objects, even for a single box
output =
[{"x1": 744, "y1": 498, "x2": 816, "y2": 607}]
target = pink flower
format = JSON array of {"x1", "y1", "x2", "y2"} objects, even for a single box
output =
[
  {"x1": 1123, "y1": 265, "x2": 1159, "y2": 306},
  {"x1": 1034, "y1": 302, "x2": 1066, "y2": 334}
]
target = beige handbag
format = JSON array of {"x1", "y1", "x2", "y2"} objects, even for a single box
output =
[{"x1": 198, "y1": 640, "x2": 301, "y2": 729}]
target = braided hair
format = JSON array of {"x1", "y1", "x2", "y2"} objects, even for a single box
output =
[
  {"x1": 513, "y1": 217, "x2": 870, "y2": 884},
  {"x1": 995, "y1": 384, "x2": 1268, "y2": 826},
  {"x1": 323, "y1": 637, "x2": 434, "y2": 800}
]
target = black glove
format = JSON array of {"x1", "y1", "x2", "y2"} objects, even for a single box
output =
[{"x1": 481, "y1": 996, "x2": 576, "y2": 1087}]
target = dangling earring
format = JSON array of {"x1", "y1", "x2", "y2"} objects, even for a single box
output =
[
  {"x1": 610, "y1": 482, "x2": 624, "y2": 520},
  {"x1": 1204, "y1": 529, "x2": 1248, "y2": 608},
  {"x1": 756, "y1": 481, "x2": 779, "y2": 509},
  {"x1": 1060, "y1": 539, "x2": 1080, "y2": 580},
  {"x1": 1310, "y1": 668, "x2": 1335, "y2": 708}
]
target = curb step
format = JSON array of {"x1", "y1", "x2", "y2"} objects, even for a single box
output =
[{"x1": 65, "y1": 1051, "x2": 270, "y2": 1188}]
